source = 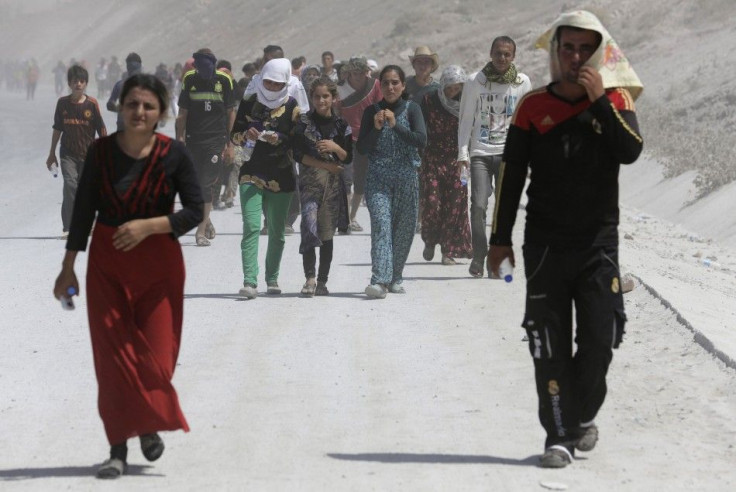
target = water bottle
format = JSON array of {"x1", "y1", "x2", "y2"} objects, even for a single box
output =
[
  {"x1": 242, "y1": 139, "x2": 256, "y2": 161},
  {"x1": 460, "y1": 166, "x2": 469, "y2": 186},
  {"x1": 49, "y1": 162, "x2": 59, "y2": 178},
  {"x1": 60, "y1": 286, "x2": 76, "y2": 310},
  {"x1": 499, "y1": 258, "x2": 513, "y2": 283}
]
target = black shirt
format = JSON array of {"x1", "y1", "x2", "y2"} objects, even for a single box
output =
[
  {"x1": 178, "y1": 69, "x2": 235, "y2": 145},
  {"x1": 67, "y1": 133, "x2": 204, "y2": 251}
]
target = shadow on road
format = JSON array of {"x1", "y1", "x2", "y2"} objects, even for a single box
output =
[
  {"x1": 0, "y1": 464, "x2": 162, "y2": 480},
  {"x1": 326, "y1": 452, "x2": 538, "y2": 466}
]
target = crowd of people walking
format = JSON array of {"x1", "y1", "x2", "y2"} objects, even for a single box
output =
[{"x1": 49, "y1": 9, "x2": 643, "y2": 479}]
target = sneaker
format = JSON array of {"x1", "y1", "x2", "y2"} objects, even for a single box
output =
[
  {"x1": 140, "y1": 433, "x2": 164, "y2": 462},
  {"x1": 284, "y1": 225, "x2": 295, "y2": 235},
  {"x1": 204, "y1": 221, "x2": 216, "y2": 240},
  {"x1": 423, "y1": 244, "x2": 435, "y2": 262},
  {"x1": 301, "y1": 279, "x2": 316, "y2": 297},
  {"x1": 469, "y1": 260, "x2": 484, "y2": 278},
  {"x1": 540, "y1": 446, "x2": 573, "y2": 468},
  {"x1": 441, "y1": 254, "x2": 456, "y2": 265},
  {"x1": 388, "y1": 283, "x2": 406, "y2": 294},
  {"x1": 195, "y1": 235, "x2": 211, "y2": 247},
  {"x1": 315, "y1": 281, "x2": 329, "y2": 296},
  {"x1": 365, "y1": 283, "x2": 387, "y2": 299},
  {"x1": 239, "y1": 283, "x2": 258, "y2": 299},
  {"x1": 96, "y1": 458, "x2": 126, "y2": 479},
  {"x1": 267, "y1": 281, "x2": 281, "y2": 295},
  {"x1": 349, "y1": 220, "x2": 363, "y2": 232},
  {"x1": 575, "y1": 423, "x2": 599, "y2": 452}
]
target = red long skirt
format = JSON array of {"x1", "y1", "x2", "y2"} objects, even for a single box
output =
[{"x1": 86, "y1": 223, "x2": 190, "y2": 444}]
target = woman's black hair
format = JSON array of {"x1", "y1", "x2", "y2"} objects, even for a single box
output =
[
  {"x1": 120, "y1": 73, "x2": 169, "y2": 115},
  {"x1": 378, "y1": 65, "x2": 409, "y2": 100}
]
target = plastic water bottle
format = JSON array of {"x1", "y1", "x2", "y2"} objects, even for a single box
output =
[
  {"x1": 499, "y1": 258, "x2": 513, "y2": 283},
  {"x1": 242, "y1": 139, "x2": 256, "y2": 161},
  {"x1": 460, "y1": 166, "x2": 469, "y2": 186},
  {"x1": 49, "y1": 162, "x2": 59, "y2": 178},
  {"x1": 60, "y1": 286, "x2": 76, "y2": 310}
]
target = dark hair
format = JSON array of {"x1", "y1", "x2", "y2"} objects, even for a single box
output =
[
  {"x1": 67, "y1": 64, "x2": 88, "y2": 84},
  {"x1": 309, "y1": 75, "x2": 338, "y2": 100},
  {"x1": 491, "y1": 36, "x2": 517, "y2": 54},
  {"x1": 291, "y1": 57, "x2": 303, "y2": 70},
  {"x1": 263, "y1": 45, "x2": 283, "y2": 55},
  {"x1": 194, "y1": 47, "x2": 215, "y2": 57},
  {"x1": 216, "y1": 59, "x2": 231, "y2": 71},
  {"x1": 321, "y1": 51, "x2": 334, "y2": 59},
  {"x1": 379, "y1": 65, "x2": 409, "y2": 100},
  {"x1": 120, "y1": 73, "x2": 169, "y2": 116},
  {"x1": 242, "y1": 62, "x2": 256, "y2": 74},
  {"x1": 125, "y1": 52, "x2": 141, "y2": 64},
  {"x1": 554, "y1": 26, "x2": 603, "y2": 49}
]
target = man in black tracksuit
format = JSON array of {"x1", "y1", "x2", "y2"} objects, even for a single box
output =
[{"x1": 488, "y1": 14, "x2": 643, "y2": 468}]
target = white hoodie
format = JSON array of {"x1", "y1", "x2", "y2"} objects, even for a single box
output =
[{"x1": 457, "y1": 70, "x2": 531, "y2": 161}]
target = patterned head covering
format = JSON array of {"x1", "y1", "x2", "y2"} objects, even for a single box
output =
[
  {"x1": 535, "y1": 10, "x2": 643, "y2": 100},
  {"x1": 437, "y1": 65, "x2": 467, "y2": 118}
]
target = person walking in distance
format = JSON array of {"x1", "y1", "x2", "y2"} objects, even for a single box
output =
[
  {"x1": 175, "y1": 48, "x2": 236, "y2": 246},
  {"x1": 293, "y1": 76, "x2": 353, "y2": 296},
  {"x1": 419, "y1": 65, "x2": 473, "y2": 265},
  {"x1": 487, "y1": 10, "x2": 643, "y2": 468},
  {"x1": 53, "y1": 74, "x2": 203, "y2": 479},
  {"x1": 457, "y1": 36, "x2": 531, "y2": 278},
  {"x1": 46, "y1": 64, "x2": 107, "y2": 238},
  {"x1": 357, "y1": 65, "x2": 427, "y2": 298},
  {"x1": 336, "y1": 57, "x2": 383, "y2": 233}
]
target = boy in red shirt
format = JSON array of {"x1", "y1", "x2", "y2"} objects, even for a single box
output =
[{"x1": 46, "y1": 65, "x2": 107, "y2": 237}]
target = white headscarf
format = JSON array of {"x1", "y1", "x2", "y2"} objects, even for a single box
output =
[
  {"x1": 437, "y1": 65, "x2": 467, "y2": 118},
  {"x1": 256, "y1": 58, "x2": 291, "y2": 109},
  {"x1": 535, "y1": 10, "x2": 643, "y2": 100}
]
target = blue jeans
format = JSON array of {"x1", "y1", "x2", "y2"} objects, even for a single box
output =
[{"x1": 470, "y1": 155, "x2": 502, "y2": 264}]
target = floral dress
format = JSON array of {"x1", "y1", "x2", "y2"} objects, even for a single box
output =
[
  {"x1": 420, "y1": 91, "x2": 472, "y2": 258},
  {"x1": 292, "y1": 110, "x2": 353, "y2": 253}
]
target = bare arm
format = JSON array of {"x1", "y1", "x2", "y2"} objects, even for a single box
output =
[
  {"x1": 301, "y1": 154, "x2": 344, "y2": 174},
  {"x1": 46, "y1": 129, "x2": 62, "y2": 169},
  {"x1": 175, "y1": 108, "x2": 187, "y2": 142}
]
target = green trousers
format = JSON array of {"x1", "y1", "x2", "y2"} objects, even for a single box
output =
[{"x1": 240, "y1": 184, "x2": 293, "y2": 286}]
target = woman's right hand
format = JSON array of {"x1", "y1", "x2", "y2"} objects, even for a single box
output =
[
  {"x1": 323, "y1": 162, "x2": 344, "y2": 174},
  {"x1": 245, "y1": 127, "x2": 261, "y2": 141},
  {"x1": 54, "y1": 268, "x2": 79, "y2": 300},
  {"x1": 374, "y1": 110, "x2": 386, "y2": 130}
]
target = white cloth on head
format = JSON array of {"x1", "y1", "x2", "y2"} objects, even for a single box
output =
[
  {"x1": 255, "y1": 58, "x2": 292, "y2": 109},
  {"x1": 437, "y1": 65, "x2": 467, "y2": 118},
  {"x1": 535, "y1": 9, "x2": 643, "y2": 100}
]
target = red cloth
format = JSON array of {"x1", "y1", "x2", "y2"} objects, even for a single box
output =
[{"x1": 86, "y1": 223, "x2": 189, "y2": 444}]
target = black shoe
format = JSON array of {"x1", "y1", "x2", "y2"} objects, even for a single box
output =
[{"x1": 140, "y1": 433, "x2": 165, "y2": 462}]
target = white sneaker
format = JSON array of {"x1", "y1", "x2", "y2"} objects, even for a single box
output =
[
  {"x1": 239, "y1": 284, "x2": 258, "y2": 299},
  {"x1": 365, "y1": 284, "x2": 387, "y2": 299}
]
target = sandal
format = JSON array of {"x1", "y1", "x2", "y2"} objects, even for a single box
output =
[
  {"x1": 469, "y1": 260, "x2": 484, "y2": 278},
  {"x1": 315, "y1": 281, "x2": 329, "y2": 296},
  {"x1": 140, "y1": 433, "x2": 165, "y2": 462},
  {"x1": 301, "y1": 279, "x2": 316, "y2": 297},
  {"x1": 96, "y1": 458, "x2": 126, "y2": 479},
  {"x1": 195, "y1": 234, "x2": 210, "y2": 247},
  {"x1": 441, "y1": 255, "x2": 456, "y2": 265},
  {"x1": 204, "y1": 221, "x2": 216, "y2": 240}
]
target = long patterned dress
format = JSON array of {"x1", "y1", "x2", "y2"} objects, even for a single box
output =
[
  {"x1": 293, "y1": 110, "x2": 352, "y2": 253},
  {"x1": 420, "y1": 91, "x2": 472, "y2": 258}
]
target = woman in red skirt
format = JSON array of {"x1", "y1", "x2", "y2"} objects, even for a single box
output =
[{"x1": 53, "y1": 74, "x2": 203, "y2": 479}]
